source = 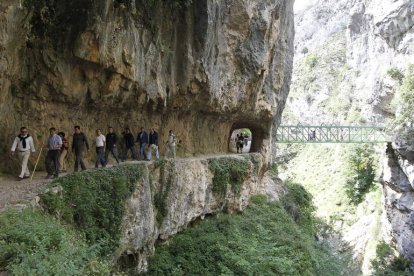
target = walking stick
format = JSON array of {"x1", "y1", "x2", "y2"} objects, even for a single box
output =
[{"x1": 30, "y1": 143, "x2": 44, "y2": 182}]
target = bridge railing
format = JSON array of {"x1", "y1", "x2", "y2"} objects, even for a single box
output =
[{"x1": 276, "y1": 125, "x2": 391, "y2": 143}]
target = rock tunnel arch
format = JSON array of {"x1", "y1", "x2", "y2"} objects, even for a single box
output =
[{"x1": 228, "y1": 123, "x2": 265, "y2": 153}]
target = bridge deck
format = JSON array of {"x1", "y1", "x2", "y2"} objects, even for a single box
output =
[{"x1": 276, "y1": 125, "x2": 391, "y2": 143}]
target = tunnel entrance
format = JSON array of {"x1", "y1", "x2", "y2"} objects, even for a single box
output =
[{"x1": 229, "y1": 128, "x2": 252, "y2": 153}]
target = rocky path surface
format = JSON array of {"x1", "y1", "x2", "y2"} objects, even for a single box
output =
[
  {"x1": 0, "y1": 174, "x2": 52, "y2": 212},
  {"x1": 0, "y1": 153, "x2": 254, "y2": 213}
]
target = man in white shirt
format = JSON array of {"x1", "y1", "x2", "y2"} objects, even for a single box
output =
[
  {"x1": 95, "y1": 129, "x2": 106, "y2": 168},
  {"x1": 11, "y1": 126, "x2": 36, "y2": 180}
]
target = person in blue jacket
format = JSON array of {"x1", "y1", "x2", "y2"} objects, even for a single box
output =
[{"x1": 137, "y1": 127, "x2": 149, "y2": 160}]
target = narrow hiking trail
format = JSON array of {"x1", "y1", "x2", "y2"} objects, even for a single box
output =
[{"x1": 0, "y1": 153, "x2": 255, "y2": 213}]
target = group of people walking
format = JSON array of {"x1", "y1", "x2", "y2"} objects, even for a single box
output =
[
  {"x1": 10, "y1": 126, "x2": 177, "y2": 180},
  {"x1": 235, "y1": 133, "x2": 249, "y2": 153}
]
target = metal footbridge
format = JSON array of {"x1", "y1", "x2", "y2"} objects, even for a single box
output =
[{"x1": 276, "y1": 124, "x2": 391, "y2": 143}]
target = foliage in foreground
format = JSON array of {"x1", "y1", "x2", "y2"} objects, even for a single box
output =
[
  {"x1": 0, "y1": 208, "x2": 110, "y2": 275},
  {"x1": 147, "y1": 190, "x2": 342, "y2": 275},
  {"x1": 371, "y1": 241, "x2": 413, "y2": 275},
  {"x1": 40, "y1": 164, "x2": 145, "y2": 256}
]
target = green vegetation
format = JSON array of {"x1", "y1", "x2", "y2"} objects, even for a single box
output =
[
  {"x1": 281, "y1": 182, "x2": 316, "y2": 234},
  {"x1": 371, "y1": 241, "x2": 412, "y2": 275},
  {"x1": 208, "y1": 157, "x2": 250, "y2": 198},
  {"x1": 40, "y1": 164, "x2": 145, "y2": 255},
  {"x1": 147, "y1": 192, "x2": 342, "y2": 275},
  {"x1": 279, "y1": 144, "x2": 384, "y2": 272},
  {"x1": 389, "y1": 65, "x2": 414, "y2": 139},
  {"x1": 344, "y1": 145, "x2": 376, "y2": 204},
  {"x1": 0, "y1": 209, "x2": 110, "y2": 275},
  {"x1": 387, "y1": 67, "x2": 405, "y2": 83},
  {"x1": 305, "y1": 53, "x2": 319, "y2": 68},
  {"x1": 241, "y1": 128, "x2": 252, "y2": 137}
]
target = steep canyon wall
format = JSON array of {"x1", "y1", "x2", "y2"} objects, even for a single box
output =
[
  {"x1": 0, "y1": 0, "x2": 294, "y2": 172},
  {"x1": 289, "y1": 0, "x2": 414, "y2": 271}
]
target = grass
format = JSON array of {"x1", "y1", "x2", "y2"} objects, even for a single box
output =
[
  {"x1": 0, "y1": 208, "x2": 110, "y2": 275},
  {"x1": 147, "y1": 192, "x2": 343, "y2": 275}
]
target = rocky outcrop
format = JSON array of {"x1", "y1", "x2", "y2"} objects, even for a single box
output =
[
  {"x1": 0, "y1": 0, "x2": 294, "y2": 173},
  {"x1": 381, "y1": 143, "x2": 414, "y2": 270},
  {"x1": 115, "y1": 155, "x2": 282, "y2": 273}
]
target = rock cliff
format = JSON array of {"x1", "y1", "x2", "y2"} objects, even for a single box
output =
[
  {"x1": 286, "y1": 0, "x2": 414, "y2": 272},
  {"x1": 381, "y1": 143, "x2": 414, "y2": 270},
  {"x1": 285, "y1": 0, "x2": 413, "y2": 125},
  {"x1": 0, "y1": 0, "x2": 294, "y2": 172}
]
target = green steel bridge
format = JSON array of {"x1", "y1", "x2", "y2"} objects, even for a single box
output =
[{"x1": 276, "y1": 125, "x2": 391, "y2": 143}]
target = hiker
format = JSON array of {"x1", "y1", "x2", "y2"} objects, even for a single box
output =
[
  {"x1": 10, "y1": 126, "x2": 36, "y2": 181},
  {"x1": 72, "y1": 126, "x2": 89, "y2": 171},
  {"x1": 148, "y1": 128, "x2": 159, "y2": 161},
  {"x1": 45, "y1": 127, "x2": 62, "y2": 179},
  {"x1": 105, "y1": 126, "x2": 120, "y2": 165},
  {"x1": 243, "y1": 134, "x2": 249, "y2": 146},
  {"x1": 309, "y1": 130, "x2": 316, "y2": 141},
  {"x1": 58, "y1": 132, "x2": 69, "y2": 172},
  {"x1": 164, "y1": 129, "x2": 176, "y2": 159},
  {"x1": 235, "y1": 134, "x2": 241, "y2": 153},
  {"x1": 137, "y1": 127, "x2": 148, "y2": 160},
  {"x1": 123, "y1": 127, "x2": 136, "y2": 161},
  {"x1": 95, "y1": 129, "x2": 106, "y2": 168},
  {"x1": 238, "y1": 133, "x2": 244, "y2": 153}
]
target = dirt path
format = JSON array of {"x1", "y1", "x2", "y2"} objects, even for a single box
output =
[
  {"x1": 0, "y1": 153, "x2": 254, "y2": 213},
  {"x1": 0, "y1": 174, "x2": 52, "y2": 212}
]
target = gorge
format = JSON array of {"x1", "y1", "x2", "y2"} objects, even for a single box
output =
[{"x1": 1, "y1": 0, "x2": 414, "y2": 275}]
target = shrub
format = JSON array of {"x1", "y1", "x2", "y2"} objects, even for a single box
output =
[
  {"x1": 208, "y1": 157, "x2": 250, "y2": 198},
  {"x1": 371, "y1": 241, "x2": 412, "y2": 275},
  {"x1": 387, "y1": 67, "x2": 404, "y2": 83},
  {"x1": 344, "y1": 145, "x2": 376, "y2": 204},
  {"x1": 40, "y1": 164, "x2": 145, "y2": 255},
  {"x1": 146, "y1": 195, "x2": 342, "y2": 275},
  {"x1": 0, "y1": 209, "x2": 110, "y2": 275},
  {"x1": 389, "y1": 65, "x2": 414, "y2": 136},
  {"x1": 281, "y1": 181, "x2": 316, "y2": 234},
  {"x1": 305, "y1": 53, "x2": 319, "y2": 68}
]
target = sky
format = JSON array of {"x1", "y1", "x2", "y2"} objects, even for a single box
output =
[{"x1": 294, "y1": 0, "x2": 318, "y2": 13}]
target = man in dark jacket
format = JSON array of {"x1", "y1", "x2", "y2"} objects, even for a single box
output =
[
  {"x1": 136, "y1": 127, "x2": 148, "y2": 160},
  {"x1": 72, "y1": 126, "x2": 89, "y2": 171},
  {"x1": 105, "y1": 126, "x2": 120, "y2": 165},
  {"x1": 123, "y1": 128, "x2": 136, "y2": 161},
  {"x1": 147, "y1": 128, "x2": 159, "y2": 161}
]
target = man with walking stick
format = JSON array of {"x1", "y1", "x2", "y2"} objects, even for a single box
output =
[{"x1": 10, "y1": 127, "x2": 36, "y2": 181}]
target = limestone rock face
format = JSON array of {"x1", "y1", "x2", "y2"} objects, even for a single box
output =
[
  {"x1": 0, "y1": 0, "x2": 294, "y2": 172},
  {"x1": 115, "y1": 154, "x2": 283, "y2": 273},
  {"x1": 286, "y1": 0, "x2": 414, "y2": 271},
  {"x1": 381, "y1": 144, "x2": 414, "y2": 270},
  {"x1": 284, "y1": 0, "x2": 414, "y2": 125}
]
